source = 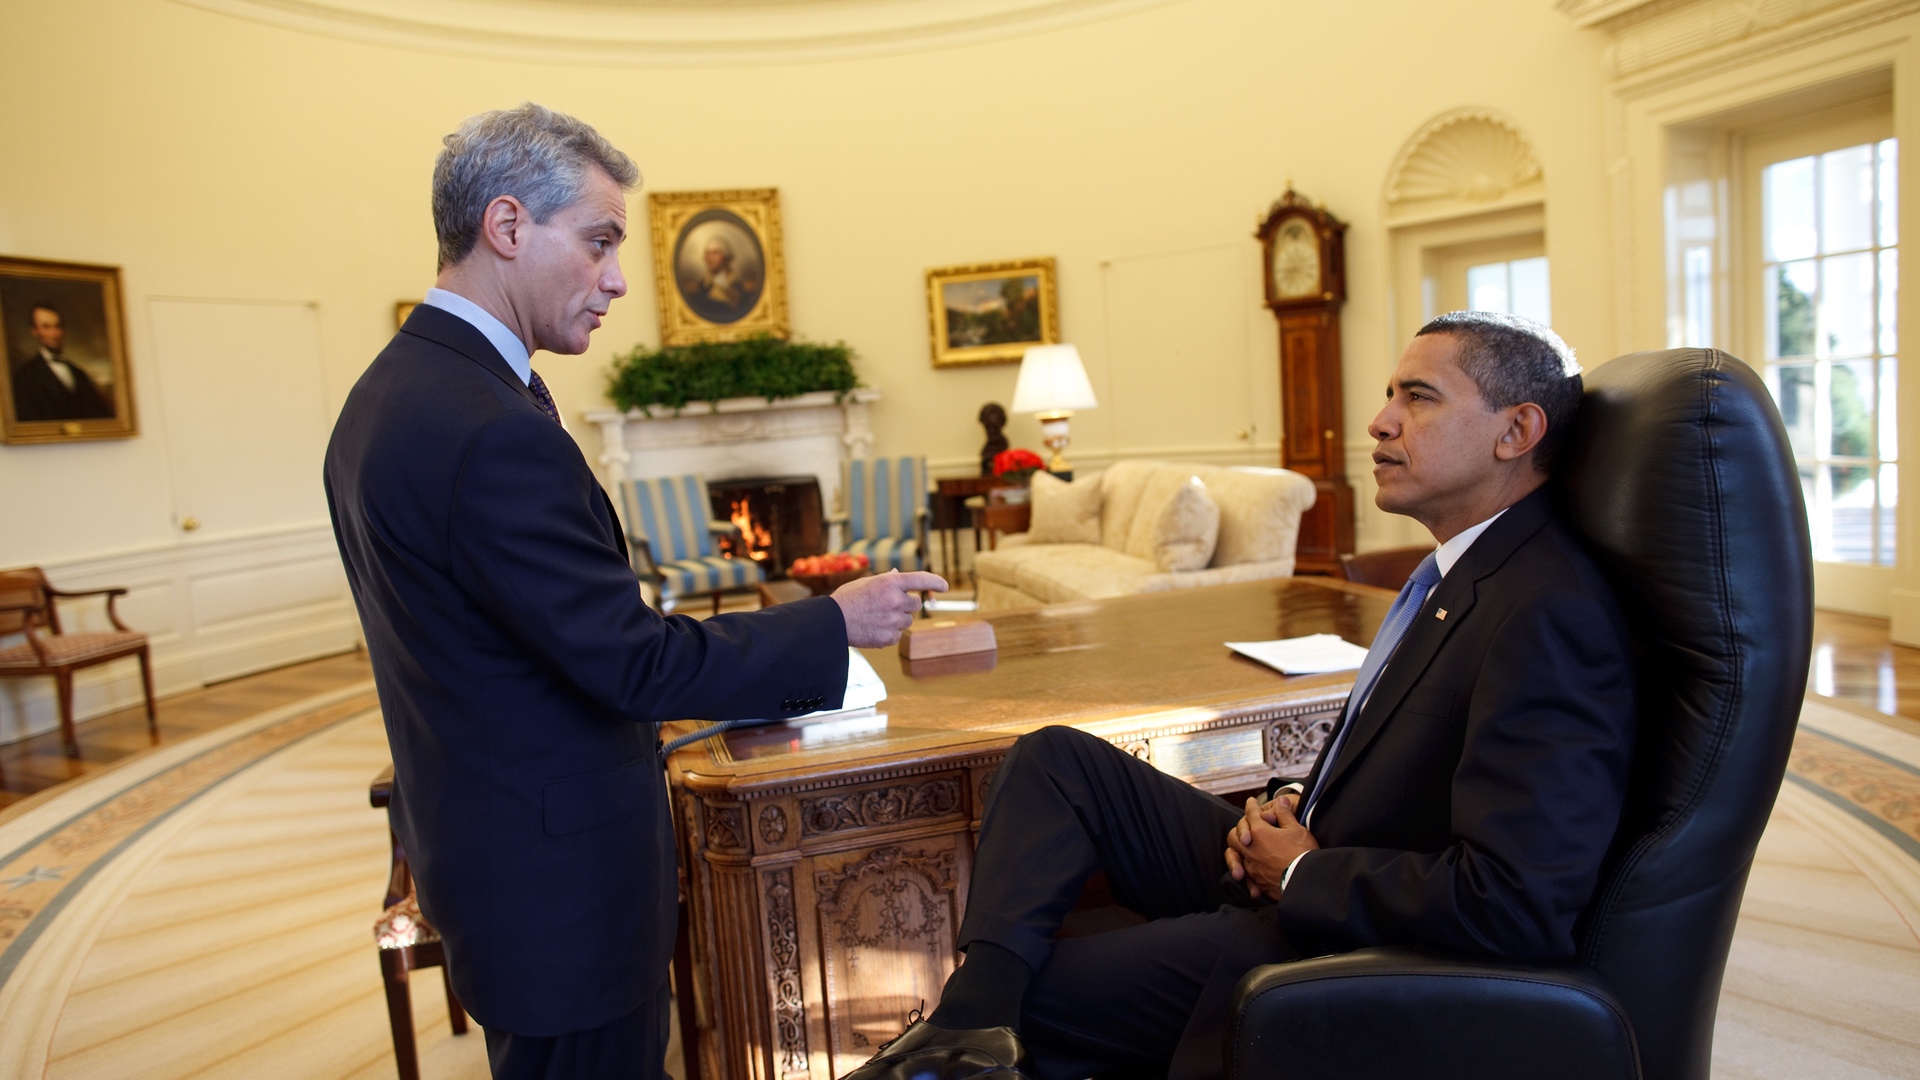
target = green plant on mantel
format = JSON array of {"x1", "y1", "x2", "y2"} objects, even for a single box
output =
[{"x1": 606, "y1": 334, "x2": 861, "y2": 416}]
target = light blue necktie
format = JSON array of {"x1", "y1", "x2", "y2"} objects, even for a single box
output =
[{"x1": 1301, "y1": 552, "x2": 1444, "y2": 818}]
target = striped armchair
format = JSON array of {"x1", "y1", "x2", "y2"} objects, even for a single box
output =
[
  {"x1": 618, "y1": 474, "x2": 765, "y2": 614},
  {"x1": 832, "y1": 456, "x2": 930, "y2": 573}
]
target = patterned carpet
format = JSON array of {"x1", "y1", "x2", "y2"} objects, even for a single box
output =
[{"x1": 0, "y1": 688, "x2": 1913, "y2": 1078}]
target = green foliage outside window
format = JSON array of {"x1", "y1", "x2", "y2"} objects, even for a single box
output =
[
  {"x1": 1776, "y1": 269, "x2": 1814, "y2": 358},
  {"x1": 606, "y1": 334, "x2": 861, "y2": 416},
  {"x1": 1776, "y1": 269, "x2": 1873, "y2": 496}
]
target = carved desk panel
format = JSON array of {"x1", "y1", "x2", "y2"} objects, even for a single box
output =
[{"x1": 666, "y1": 578, "x2": 1391, "y2": 1080}]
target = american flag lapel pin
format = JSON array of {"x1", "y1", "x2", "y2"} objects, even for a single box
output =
[{"x1": 1436, "y1": 608, "x2": 1449, "y2": 620}]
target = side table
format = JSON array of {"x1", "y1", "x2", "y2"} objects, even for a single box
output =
[
  {"x1": 933, "y1": 476, "x2": 998, "y2": 580},
  {"x1": 970, "y1": 500, "x2": 1030, "y2": 550}
]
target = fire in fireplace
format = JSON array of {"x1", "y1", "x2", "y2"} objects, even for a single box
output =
[{"x1": 707, "y1": 476, "x2": 824, "y2": 580}]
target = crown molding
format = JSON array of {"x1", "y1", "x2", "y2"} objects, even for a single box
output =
[
  {"x1": 1562, "y1": 0, "x2": 1920, "y2": 82},
  {"x1": 1556, "y1": 0, "x2": 1665, "y2": 30},
  {"x1": 163, "y1": 0, "x2": 1189, "y2": 66}
]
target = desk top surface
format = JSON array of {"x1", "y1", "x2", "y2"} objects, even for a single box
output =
[{"x1": 669, "y1": 576, "x2": 1392, "y2": 793}]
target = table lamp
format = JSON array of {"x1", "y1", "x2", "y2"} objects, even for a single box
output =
[{"x1": 1010, "y1": 344, "x2": 1098, "y2": 474}]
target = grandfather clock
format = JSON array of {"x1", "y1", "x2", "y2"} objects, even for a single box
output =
[{"x1": 1256, "y1": 187, "x2": 1353, "y2": 575}]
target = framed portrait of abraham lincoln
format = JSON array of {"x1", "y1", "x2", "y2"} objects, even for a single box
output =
[
  {"x1": 648, "y1": 188, "x2": 790, "y2": 346},
  {"x1": 0, "y1": 256, "x2": 136, "y2": 444}
]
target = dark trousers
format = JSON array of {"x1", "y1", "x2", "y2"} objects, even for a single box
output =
[
  {"x1": 485, "y1": 982, "x2": 672, "y2": 1080},
  {"x1": 959, "y1": 726, "x2": 1299, "y2": 1080}
]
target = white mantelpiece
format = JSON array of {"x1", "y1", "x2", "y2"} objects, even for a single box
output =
[{"x1": 584, "y1": 388, "x2": 879, "y2": 517}]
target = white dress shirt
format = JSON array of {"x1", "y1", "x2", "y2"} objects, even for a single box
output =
[
  {"x1": 36, "y1": 347, "x2": 80, "y2": 392},
  {"x1": 421, "y1": 287, "x2": 533, "y2": 386},
  {"x1": 1278, "y1": 507, "x2": 1509, "y2": 891}
]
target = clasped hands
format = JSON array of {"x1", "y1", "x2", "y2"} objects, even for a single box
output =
[{"x1": 1224, "y1": 791, "x2": 1319, "y2": 900}]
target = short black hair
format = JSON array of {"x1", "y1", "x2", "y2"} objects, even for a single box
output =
[
  {"x1": 1416, "y1": 310, "x2": 1583, "y2": 473},
  {"x1": 29, "y1": 301, "x2": 61, "y2": 323}
]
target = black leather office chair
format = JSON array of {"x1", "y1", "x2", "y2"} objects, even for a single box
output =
[{"x1": 1226, "y1": 349, "x2": 1814, "y2": 1080}]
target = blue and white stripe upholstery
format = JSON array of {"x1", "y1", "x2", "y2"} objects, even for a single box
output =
[
  {"x1": 656, "y1": 555, "x2": 761, "y2": 600},
  {"x1": 619, "y1": 474, "x2": 764, "y2": 603},
  {"x1": 836, "y1": 457, "x2": 929, "y2": 572}
]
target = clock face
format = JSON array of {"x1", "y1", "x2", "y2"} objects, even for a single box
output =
[{"x1": 1270, "y1": 218, "x2": 1322, "y2": 300}]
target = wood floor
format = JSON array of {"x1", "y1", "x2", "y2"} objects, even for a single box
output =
[
  {"x1": 0, "y1": 651, "x2": 374, "y2": 814},
  {"x1": 5, "y1": 608, "x2": 1920, "y2": 811}
]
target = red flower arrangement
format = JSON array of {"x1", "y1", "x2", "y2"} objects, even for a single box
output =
[{"x1": 992, "y1": 448, "x2": 1045, "y2": 485}]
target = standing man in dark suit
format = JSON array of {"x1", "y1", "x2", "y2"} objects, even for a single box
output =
[
  {"x1": 325, "y1": 104, "x2": 943, "y2": 1080},
  {"x1": 10, "y1": 303, "x2": 113, "y2": 421},
  {"x1": 847, "y1": 311, "x2": 1636, "y2": 1080}
]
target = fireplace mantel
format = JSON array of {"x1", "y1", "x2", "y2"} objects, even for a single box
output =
[{"x1": 584, "y1": 389, "x2": 881, "y2": 519}]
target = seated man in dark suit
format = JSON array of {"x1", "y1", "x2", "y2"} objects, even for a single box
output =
[
  {"x1": 325, "y1": 104, "x2": 943, "y2": 1080},
  {"x1": 848, "y1": 311, "x2": 1636, "y2": 1080}
]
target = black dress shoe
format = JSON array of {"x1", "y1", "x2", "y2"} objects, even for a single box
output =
[{"x1": 839, "y1": 1018, "x2": 1030, "y2": 1080}]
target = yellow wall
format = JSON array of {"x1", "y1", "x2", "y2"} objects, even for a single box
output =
[{"x1": 0, "y1": 0, "x2": 1614, "y2": 567}]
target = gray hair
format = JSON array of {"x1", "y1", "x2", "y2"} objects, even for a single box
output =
[
  {"x1": 431, "y1": 103, "x2": 641, "y2": 270},
  {"x1": 1415, "y1": 310, "x2": 1583, "y2": 473}
]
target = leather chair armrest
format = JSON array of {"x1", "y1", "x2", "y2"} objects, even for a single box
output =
[{"x1": 1227, "y1": 948, "x2": 1640, "y2": 1080}]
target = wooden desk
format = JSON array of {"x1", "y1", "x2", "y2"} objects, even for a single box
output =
[{"x1": 665, "y1": 577, "x2": 1389, "y2": 1080}]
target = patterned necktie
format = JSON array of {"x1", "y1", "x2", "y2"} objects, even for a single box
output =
[
  {"x1": 527, "y1": 369, "x2": 562, "y2": 425},
  {"x1": 1301, "y1": 551, "x2": 1444, "y2": 817}
]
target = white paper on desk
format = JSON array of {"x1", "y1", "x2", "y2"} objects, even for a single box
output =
[
  {"x1": 793, "y1": 649, "x2": 888, "y2": 719},
  {"x1": 1226, "y1": 634, "x2": 1368, "y2": 674}
]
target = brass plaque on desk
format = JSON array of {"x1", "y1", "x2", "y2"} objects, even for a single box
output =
[{"x1": 1151, "y1": 726, "x2": 1266, "y2": 780}]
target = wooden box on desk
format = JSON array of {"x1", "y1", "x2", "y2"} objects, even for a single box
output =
[{"x1": 663, "y1": 578, "x2": 1389, "y2": 1080}]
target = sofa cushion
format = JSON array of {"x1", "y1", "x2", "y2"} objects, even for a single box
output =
[
  {"x1": 973, "y1": 543, "x2": 1161, "y2": 604},
  {"x1": 1028, "y1": 470, "x2": 1104, "y2": 544},
  {"x1": 1200, "y1": 466, "x2": 1317, "y2": 566},
  {"x1": 1121, "y1": 466, "x2": 1208, "y2": 561},
  {"x1": 1150, "y1": 477, "x2": 1220, "y2": 571}
]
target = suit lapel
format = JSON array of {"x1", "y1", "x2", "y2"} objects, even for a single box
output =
[
  {"x1": 1316, "y1": 488, "x2": 1556, "y2": 802},
  {"x1": 400, "y1": 303, "x2": 545, "y2": 415},
  {"x1": 402, "y1": 303, "x2": 628, "y2": 558}
]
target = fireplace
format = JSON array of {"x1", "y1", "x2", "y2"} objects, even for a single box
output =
[{"x1": 708, "y1": 476, "x2": 824, "y2": 580}]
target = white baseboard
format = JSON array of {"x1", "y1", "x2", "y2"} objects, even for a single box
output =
[{"x1": 0, "y1": 524, "x2": 362, "y2": 745}]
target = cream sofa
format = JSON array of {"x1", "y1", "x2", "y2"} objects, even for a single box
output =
[{"x1": 972, "y1": 460, "x2": 1317, "y2": 611}]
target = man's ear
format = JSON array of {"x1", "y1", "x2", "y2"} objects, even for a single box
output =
[
  {"x1": 478, "y1": 195, "x2": 528, "y2": 260},
  {"x1": 1493, "y1": 402, "x2": 1548, "y2": 464}
]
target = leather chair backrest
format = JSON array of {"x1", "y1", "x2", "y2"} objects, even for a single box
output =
[{"x1": 1555, "y1": 350, "x2": 1813, "y2": 1080}]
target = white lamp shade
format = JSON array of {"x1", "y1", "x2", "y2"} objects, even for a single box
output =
[{"x1": 1010, "y1": 344, "x2": 1098, "y2": 414}]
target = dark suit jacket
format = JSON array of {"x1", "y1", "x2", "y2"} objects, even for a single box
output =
[
  {"x1": 325, "y1": 304, "x2": 850, "y2": 1035},
  {"x1": 11, "y1": 354, "x2": 112, "y2": 421},
  {"x1": 1274, "y1": 487, "x2": 1635, "y2": 962}
]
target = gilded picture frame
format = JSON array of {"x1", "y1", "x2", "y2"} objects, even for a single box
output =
[
  {"x1": 925, "y1": 257, "x2": 1059, "y2": 367},
  {"x1": 0, "y1": 256, "x2": 136, "y2": 445},
  {"x1": 648, "y1": 189, "x2": 789, "y2": 346}
]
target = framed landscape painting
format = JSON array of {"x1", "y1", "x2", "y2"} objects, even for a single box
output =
[
  {"x1": 926, "y1": 257, "x2": 1059, "y2": 367},
  {"x1": 0, "y1": 256, "x2": 136, "y2": 444},
  {"x1": 648, "y1": 188, "x2": 789, "y2": 346}
]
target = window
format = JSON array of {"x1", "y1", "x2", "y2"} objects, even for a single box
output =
[
  {"x1": 1466, "y1": 256, "x2": 1551, "y2": 325},
  {"x1": 1759, "y1": 138, "x2": 1897, "y2": 566}
]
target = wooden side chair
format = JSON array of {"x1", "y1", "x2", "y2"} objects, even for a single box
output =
[
  {"x1": 0, "y1": 567, "x2": 154, "y2": 757},
  {"x1": 619, "y1": 473, "x2": 766, "y2": 615},
  {"x1": 1337, "y1": 546, "x2": 1438, "y2": 591},
  {"x1": 370, "y1": 766, "x2": 468, "y2": 1080},
  {"x1": 832, "y1": 455, "x2": 931, "y2": 571}
]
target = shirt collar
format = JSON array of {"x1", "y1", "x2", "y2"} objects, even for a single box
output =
[
  {"x1": 1433, "y1": 508, "x2": 1507, "y2": 578},
  {"x1": 422, "y1": 287, "x2": 532, "y2": 386}
]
